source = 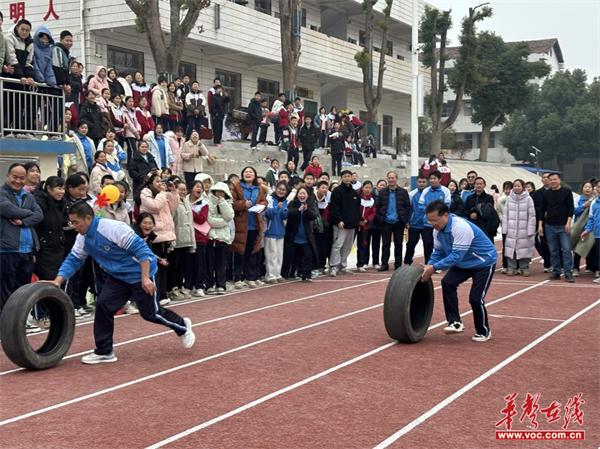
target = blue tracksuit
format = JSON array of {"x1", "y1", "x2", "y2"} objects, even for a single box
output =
[
  {"x1": 584, "y1": 198, "x2": 600, "y2": 238},
  {"x1": 265, "y1": 196, "x2": 288, "y2": 239},
  {"x1": 419, "y1": 185, "x2": 451, "y2": 227},
  {"x1": 408, "y1": 188, "x2": 425, "y2": 229}
]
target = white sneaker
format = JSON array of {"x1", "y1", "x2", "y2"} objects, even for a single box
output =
[
  {"x1": 357, "y1": 266, "x2": 367, "y2": 272},
  {"x1": 123, "y1": 302, "x2": 139, "y2": 314},
  {"x1": 593, "y1": 278, "x2": 600, "y2": 284},
  {"x1": 234, "y1": 281, "x2": 246, "y2": 289},
  {"x1": 169, "y1": 289, "x2": 185, "y2": 301},
  {"x1": 179, "y1": 288, "x2": 192, "y2": 299},
  {"x1": 205, "y1": 287, "x2": 217, "y2": 295},
  {"x1": 216, "y1": 287, "x2": 226, "y2": 295},
  {"x1": 192, "y1": 288, "x2": 206, "y2": 297},
  {"x1": 76, "y1": 307, "x2": 90, "y2": 318},
  {"x1": 329, "y1": 268, "x2": 338, "y2": 277},
  {"x1": 472, "y1": 332, "x2": 492, "y2": 342},
  {"x1": 340, "y1": 267, "x2": 354, "y2": 275},
  {"x1": 374, "y1": 264, "x2": 381, "y2": 270},
  {"x1": 25, "y1": 318, "x2": 42, "y2": 333},
  {"x1": 159, "y1": 298, "x2": 171, "y2": 306},
  {"x1": 81, "y1": 352, "x2": 117, "y2": 364},
  {"x1": 180, "y1": 317, "x2": 196, "y2": 349},
  {"x1": 443, "y1": 321, "x2": 465, "y2": 334},
  {"x1": 246, "y1": 280, "x2": 258, "y2": 288},
  {"x1": 256, "y1": 280, "x2": 265, "y2": 286}
]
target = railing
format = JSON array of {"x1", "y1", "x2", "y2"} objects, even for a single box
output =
[{"x1": 0, "y1": 77, "x2": 65, "y2": 138}]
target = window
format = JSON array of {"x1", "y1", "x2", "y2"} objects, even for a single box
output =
[
  {"x1": 359, "y1": 30, "x2": 366, "y2": 47},
  {"x1": 386, "y1": 40, "x2": 393, "y2": 57},
  {"x1": 383, "y1": 115, "x2": 393, "y2": 146},
  {"x1": 178, "y1": 61, "x2": 197, "y2": 81},
  {"x1": 396, "y1": 54, "x2": 405, "y2": 61},
  {"x1": 374, "y1": 46, "x2": 381, "y2": 53},
  {"x1": 254, "y1": 0, "x2": 271, "y2": 15},
  {"x1": 303, "y1": 100, "x2": 318, "y2": 118},
  {"x1": 488, "y1": 132, "x2": 496, "y2": 148},
  {"x1": 107, "y1": 46, "x2": 144, "y2": 77},
  {"x1": 296, "y1": 86, "x2": 312, "y2": 99},
  {"x1": 463, "y1": 100, "x2": 472, "y2": 116},
  {"x1": 441, "y1": 101, "x2": 455, "y2": 117},
  {"x1": 463, "y1": 133, "x2": 473, "y2": 149},
  {"x1": 215, "y1": 69, "x2": 242, "y2": 113},
  {"x1": 257, "y1": 78, "x2": 279, "y2": 108},
  {"x1": 301, "y1": 8, "x2": 307, "y2": 27},
  {"x1": 348, "y1": 37, "x2": 357, "y2": 45}
]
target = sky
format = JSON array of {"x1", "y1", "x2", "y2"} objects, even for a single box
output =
[{"x1": 430, "y1": 0, "x2": 600, "y2": 79}]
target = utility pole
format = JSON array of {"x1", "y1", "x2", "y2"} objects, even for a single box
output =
[{"x1": 410, "y1": 0, "x2": 420, "y2": 188}]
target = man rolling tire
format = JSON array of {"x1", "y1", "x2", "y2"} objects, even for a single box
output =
[
  {"x1": 421, "y1": 201, "x2": 497, "y2": 342},
  {"x1": 45, "y1": 202, "x2": 195, "y2": 364}
]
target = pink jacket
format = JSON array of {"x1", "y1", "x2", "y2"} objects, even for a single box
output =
[
  {"x1": 87, "y1": 66, "x2": 109, "y2": 97},
  {"x1": 139, "y1": 188, "x2": 179, "y2": 243},
  {"x1": 168, "y1": 133, "x2": 185, "y2": 177},
  {"x1": 123, "y1": 108, "x2": 142, "y2": 139}
]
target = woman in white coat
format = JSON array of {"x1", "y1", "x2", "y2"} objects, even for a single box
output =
[{"x1": 502, "y1": 179, "x2": 536, "y2": 276}]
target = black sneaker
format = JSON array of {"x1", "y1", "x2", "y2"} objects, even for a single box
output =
[
  {"x1": 377, "y1": 265, "x2": 389, "y2": 272},
  {"x1": 564, "y1": 275, "x2": 575, "y2": 283},
  {"x1": 546, "y1": 273, "x2": 560, "y2": 281}
]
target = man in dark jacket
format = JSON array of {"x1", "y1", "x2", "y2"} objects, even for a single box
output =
[
  {"x1": 299, "y1": 115, "x2": 319, "y2": 171},
  {"x1": 128, "y1": 141, "x2": 159, "y2": 204},
  {"x1": 0, "y1": 163, "x2": 43, "y2": 316},
  {"x1": 247, "y1": 91, "x2": 263, "y2": 150},
  {"x1": 52, "y1": 30, "x2": 73, "y2": 86},
  {"x1": 79, "y1": 90, "x2": 105, "y2": 145},
  {"x1": 210, "y1": 85, "x2": 230, "y2": 145},
  {"x1": 465, "y1": 177, "x2": 498, "y2": 242},
  {"x1": 329, "y1": 170, "x2": 361, "y2": 276},
  {"x1": 376, "y1": 171, "x2": 411, "y2": 271},
  {"x1": 530, "y1": 172, "x2": 552, "y2": 271}
]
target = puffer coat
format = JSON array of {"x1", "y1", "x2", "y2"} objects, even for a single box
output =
[{"x1": 502, "y1": 190, "x2": 536, "y2": 260}]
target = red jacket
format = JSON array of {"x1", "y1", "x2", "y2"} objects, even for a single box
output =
[
  {"x1": 359, "y1": 195, "x2": 376, "y2": 231},
  {"x1": 192, "y1": 199, "x2": 210, "y2": 244},
  {"x1": 279, "y1": 108, "x2": 290, "y2": 127},
  {"x1": 136, "y1": 108, "x2": 155, "y2": 138},
  {"x1": 304, "y1": 164, "x2": 322, "y2": 179},
  {"x1": 439, "y1": 166, "x2": 451, "y2": 186}
]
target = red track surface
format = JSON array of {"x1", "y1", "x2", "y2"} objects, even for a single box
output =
[{"x1": 0, "y1": 254, "x2": 598, "y2": 449}]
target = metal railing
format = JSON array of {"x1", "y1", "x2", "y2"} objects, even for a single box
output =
[{"x1": 0, "y1": 77, "x2": 65, "y2": 138}]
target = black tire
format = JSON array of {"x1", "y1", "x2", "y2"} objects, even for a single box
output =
[
  {"x1": 0, "y1": 283, "x2": 75, "y2": 370},
  {"x1": 383, "y1": 265, "x2": 434, "y2": 343}
]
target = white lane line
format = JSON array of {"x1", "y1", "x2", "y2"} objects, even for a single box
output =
[
  {"x1": 142, "y1": 280, "x2": 550, "y2": 448},
  {"x1": 372, "y1": 297, "x2": 600, "y2": 449},
  {"x1": 489, "y1": 314, "x2": 565, "y2": 323},
  {"x1": 0, "y1": 279, "x2": 548, "y2": 427},
  {"x1": 0, "y1": 279, "x2": 390, "y2": 377}
]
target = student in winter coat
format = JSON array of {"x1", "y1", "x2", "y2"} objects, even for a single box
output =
[
  {"x1": 283, "y1": 187, "x2": 318, "y2": 281},
  {"x1": 496, "y1": 181, "x2": 513, "y2": 273},
  {"x1": 144, "y1": 125, "x2": 174, "y2": 171},
  {"x1": 420, "y1": 155, "x2": 438, "y2": 178},
  {"x1": 187, "y1": 181, "x2": 209, "y2": 297},
  {"x1": 89, "y1": 151, "x2": 112, "y2": 194},
  {"x1": 87, "y1": 65, "x2": 109, "y2": 97},
  {"x1": 282, "y1": 115, "x2": 300, "y2": 167},
  {"x1": 32, "y1": 26, "x2": 57, "y2": 86},
  {"x1": 314, "y1": 106, "x2": 329, "y2": 149},
  {"x1": 122, "y1": 96, "x2": 141, "y2": 159},
  {"x1": 314, "y1": 180, "x2": 332, "y2": 271},
  {"x1": 167, "y1": 127, "x2": 186, "y2": 178},
  {"x1": 299, "y1": 115, "x2": 320, "y2": 171},
  {"x1": 132, "y1": 71, "x2": 152, "y2": 107},
  {"x1": 448, "y1": 179, "x2": 465, "y2": 217},
  {"x1": 52, "y1": 30, "x2": 73, "y2": 86},
  {"x1": 264, "y1": 182, "x2": 289, "y2": 282},
  {"x1": 69, "y1": 122, "x2": 96, "y2": 174},
  {"x1": 328, "y1": 122, "x2": 345, "y2": 177},
  {"x1": 404, "y1": 175, "x2": 428, "y2": 266},
  {"x1": 98, "y1": 136, "x2": 126, "y2": 181},
  {"x1": 167, "y1": 180, "x2": 196, "y2": 300},
  {"x1": 231, "y1": 167, "x2": 267, "y2": 288},
  {"x1": 135, "y1": 96, "x2": 155, "y2": 138},
  {"x1": 166, "y1": 82, "x2": 184, "y2": 130},
  {"x1": 206, "y1": 182, "x2": 235, "y2": 294},
  {"x1": 185, "y1": 81, "x2": 206, "y2": 138},
  {"x1": 370, "y1": 179, "x2": 387, "y2": 268},
  {"x1": 3, "y1": 21, "x2": 35, "y2": 81},
  {"x1": 107, "y1": 68, "x2": 125, "y2": 99},
  {"x1": 139, "y1": 174, "x2": 179, "y2": 303},
  {"x1": 79, "y1": 90, "x2": 107, "y2": 145},
  {"x1": 573, "y1": 180, "x2": 596, "y2": 275},
  {"x1": 151, "y1": 77, "x2": 170, "y2": 129},
  {"x1": 356, "y1": 181, "x2": 376, "y2": 271},
  {"x1": 101, "y1": 181, "x2": 131, "y2": 224},
  {"x1": 181, "y1": 130, "x2": 211, "y2": 187},
  {"x1": 33, "y1": 176, "x2": 68, "y2": 280},
  {"x1": 502, "y1": 179, "x2": 536, "y2": 276},
  {"x1": 128, "y1": 141, "x2": 159, "y2": 205},
  {"x1": 210, "y1": 85, "x2": 230, "y2": 145},
  {"x1": 265, "y1": 159, "x2": 280, "y2": 189},
  {"x1": 247, "y1": 91, "x2": 263, "y2": 149},
  {"x1": 304, "y1": 155, "x2": 323, "y2": 179},
  {"x1": 417, "y1": 171, "x2": 451, "y2": 263}
]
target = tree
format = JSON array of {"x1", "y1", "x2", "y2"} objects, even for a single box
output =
[
  {"x1": 470, "y1": 33, "x2": 550, "y2": 161},
  {"x1": 418, "y1": 116, "x2": 456, "y2": 156},
  {"x1": 126, "y1": 0, "x2": 211, "y2": 77},
  {"x1": 419, "y1": 4, "x2": 492, "y2": 154},
  {"x1": 354, "y1": 0, "x2": 394, "y2": 123},
  {"x1": 503, "y1": 70, "x2": 600, "y2": 173},
  {"x1": 279, "y1": 0, "x2": 302, "y2": 97}
]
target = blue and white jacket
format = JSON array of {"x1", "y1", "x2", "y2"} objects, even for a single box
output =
[
  {"x1": 58, "y1": 217, "x2": 157, "y2": 284},
  {"x1": 429, "y1": 214, "x2": 497, "y2": 271},
  {"x1": 265, "y1": 195, "x2": 288, "y2": 239},
  {"x1": 584, "y1": 197, "x2": 600, "y2": 238},
  {"x1": 408, "y1": 188, "x2": 425, "y2": 229},
  {"x1": 419, "y1": 185, "x2": 451, "y2": 227}
]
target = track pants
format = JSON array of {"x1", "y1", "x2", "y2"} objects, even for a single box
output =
[
  {"x1": 329, "y1": 227, "x2": 355, "y2": 269},
  {"x1": 441, "y1": 265, "x2": 495, "y2": 337},
  {"x1": 93, "y1": 275, "x2": 187, "y2": 355},
  {"x1": 264, "y1": 237, "x2": 284, "y2": 281}
]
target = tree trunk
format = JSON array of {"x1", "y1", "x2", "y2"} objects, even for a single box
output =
[
  {"x1": 430, "y1": 127, "x2": 442, "y2": 155},
  {"x1": 478, "y1": 124, "x2": 491, "y2": 161},
  {"x1": 280, "y1": 0, "x2": 302, "y2": 97}
]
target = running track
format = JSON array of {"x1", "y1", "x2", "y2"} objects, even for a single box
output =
[{"x1": 0, "y1": 251, "x2": 598, "y2": 449}]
